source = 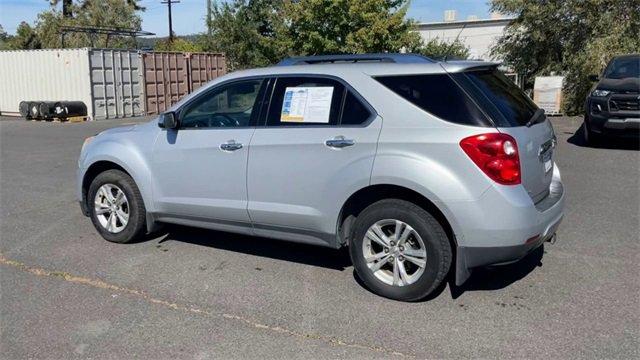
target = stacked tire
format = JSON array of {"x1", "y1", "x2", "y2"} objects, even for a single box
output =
[
  {"x1": 18, "y1": 100, "x2": 87, "y2": 120},
  {"x1": 19, "y1": 101, "x2": 32, "y2": 119},
  {"x1": 29, "y1": 102, "x2": 42, "y2": 119},
  {"x1": 38, "y1": 101, "x2": 59, "y2": 120}
]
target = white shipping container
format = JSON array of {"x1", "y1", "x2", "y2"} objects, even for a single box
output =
[
  {"x1": 0, "y1": 48, "x2": 145, "y2": 120},
  {"x1": 0, "y1": 48, "x2": 93, "y2": 118}
]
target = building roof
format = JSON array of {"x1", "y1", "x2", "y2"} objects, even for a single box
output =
[{"x1": 416, "y1": 17, "x2": 515, "y2": 30}]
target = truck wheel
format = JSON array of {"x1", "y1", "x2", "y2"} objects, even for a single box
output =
[
  {"x1": 88, "y1": 169, "x2": 146, "y2": 243},
  {"x1": 583, "y1": 119, "x2": 601, "y2": 146},
  {"x1": 349, "y1": 199, "x2": 452, "y2": 301}
]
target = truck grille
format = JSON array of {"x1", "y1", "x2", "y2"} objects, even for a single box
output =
[{"x1": 609, "y1": 94, "x2": 640, "y2": 111}]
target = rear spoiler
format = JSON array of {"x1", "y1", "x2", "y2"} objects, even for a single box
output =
[{"x1": 439, "y1": 61, "x2": 501, "y2": 73}]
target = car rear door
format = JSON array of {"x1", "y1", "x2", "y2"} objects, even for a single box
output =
[{"x1": 246, "y1": 75, "x2": 381, "y2": 246}]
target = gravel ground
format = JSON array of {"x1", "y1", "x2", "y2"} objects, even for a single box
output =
[{"x1": 1, "y1": 115, "x2": 638, "y2": 359}]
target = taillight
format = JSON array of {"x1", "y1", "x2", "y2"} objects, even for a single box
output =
[{"x1": 460, "y1": 133, "x2": 521, "y2": 185}]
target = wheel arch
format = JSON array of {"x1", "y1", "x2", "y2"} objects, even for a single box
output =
[
  {"x1": 80, "y1": 157, "x2": 157, "y2": 233},
  {"x1": 337, "y1": 183, "x2": 463, "y2": 287},
  {"x1": 81, "y1": 160, "x2": 129, "y2": 213},
  {"x1": 336, "y1": 184, "x2": 458, "y2": 249}
]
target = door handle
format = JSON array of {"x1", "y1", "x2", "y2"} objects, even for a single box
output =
[
  {"x1": 220, "y1": 140, "x2": 243, "y2": 151},
  {"x1": 325, "y1": 136, "x2": 355, "y2": 148}
]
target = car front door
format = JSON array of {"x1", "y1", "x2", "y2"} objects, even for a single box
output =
[
  {"x1": 247, "y1": 76, "x2": 381, "y2": 246},
  {"x1": 152, "y1": 78, "x2": 267, "y2": 229}
]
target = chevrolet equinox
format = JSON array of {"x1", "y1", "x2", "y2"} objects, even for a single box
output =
[{"x1": 78, "y1": 54, "x2": 565, "y2": 301}]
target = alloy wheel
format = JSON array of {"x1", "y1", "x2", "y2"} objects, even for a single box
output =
[
  {"x1": 362, "y1": 219, "x2": 427, "y2": 286},
  {"x1": 94, "y1": 184, "x2": 129, "y2": 233}
]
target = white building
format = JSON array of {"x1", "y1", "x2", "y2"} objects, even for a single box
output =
[
  {"x1": 416, "y1": 13, "x2": 514, "y2": 61},
  {"x1": 415, "y1": 12, "x2": 521, "y2": 86}
]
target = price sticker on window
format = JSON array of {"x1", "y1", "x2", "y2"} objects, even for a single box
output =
[{"x1": 281, "y1": 87, "x2": 334, "y2": 123}]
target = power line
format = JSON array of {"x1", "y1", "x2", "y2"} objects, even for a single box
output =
[{"x1": 160, "y1": 0, "x2": 180, "y2": 41}]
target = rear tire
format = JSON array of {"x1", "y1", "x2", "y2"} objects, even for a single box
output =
[
  {"x1": 88, "y1": 169, "x2": 146, "y2": 243},
  {"x1": 349, "y1": 199, "x2": 452, "y2": 301}
]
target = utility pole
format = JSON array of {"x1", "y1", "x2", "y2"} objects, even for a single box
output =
[
  {"x1": 206, "y1": 0, "x2": 212, "y2": 36},
  {"x1": 161, "y1": 0, "x2": 180, "y2": 42}
]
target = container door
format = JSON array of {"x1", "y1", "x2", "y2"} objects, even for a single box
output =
[
  {"x1": 143, "y1": 52, "x2": 189, "y2": 115},
  {"x1": 112, "y1": 50, "x2": 142, "y2": 118},
  {"x1": 188, "y1": 53, "x2": 227, "y2": 92},
  {"x1": 90, "y1": 50, "x2": 114, "y2": 119}
]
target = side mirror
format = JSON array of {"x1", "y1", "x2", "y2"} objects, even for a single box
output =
[
  {"x1": 588, "y1": 74, "x2": 599, "y2": 82},
  {"x1": 159, "y1": 112, "x2": 178, "y2": 129}
]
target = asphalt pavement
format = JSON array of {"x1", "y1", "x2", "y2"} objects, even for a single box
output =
[{"x1": 1, "y1": 115, "x2": 638, "y2": 359}]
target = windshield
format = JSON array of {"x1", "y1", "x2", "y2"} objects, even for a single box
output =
[{"x1": 604, "y1": 56, "x2": 640, "y2": 79}]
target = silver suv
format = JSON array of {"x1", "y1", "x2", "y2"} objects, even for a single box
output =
[{"x1": 78, "y1": 54, "x2": 564, "y2": 301}]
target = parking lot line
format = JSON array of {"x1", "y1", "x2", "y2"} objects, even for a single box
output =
[{"x1": 0, "y1": 252, "x2": 413, "y2": 358}]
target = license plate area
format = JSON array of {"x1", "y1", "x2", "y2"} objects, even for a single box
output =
[{"x1": 539, "y1": 138, "x2": 555, "y2": 173}]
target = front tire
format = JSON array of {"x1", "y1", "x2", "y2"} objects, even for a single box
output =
[
  {"x1": 583, "y1": 118, "x2": 601, "y2": 146},
  {"x1": 349, "y1": 199, "x2": 452, "y2": 301},
  {"x1": 88, "y1": 169, "x2": 146, "y2": 243}
]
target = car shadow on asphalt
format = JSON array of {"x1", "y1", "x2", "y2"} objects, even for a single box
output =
[
  {"x1": 157, "y1": 224, "x2": 352, "y2": 271},
  {"x1": 567, "y1": 124, "x2": 639, "y2": 150},
  {"x1": 154, "y1": 225, "x2": 549, "y2": 300},
  {"x1": 448, "y1": 245, "x2": 545, "y2": 299}
]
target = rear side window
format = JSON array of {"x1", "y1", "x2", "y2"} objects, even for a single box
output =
[
  {"x1": 453, "y1": 69, "x2": 537, "y2": 127},
  {"x1": 266, "y1": 77, "x2": 345, "y2": 126},
  {"x1": 340, "y1": 91, "x2": 372, "y2": 125},
  {"x1": 375, "y1": 74, "x2": 490, "y2": 126}
]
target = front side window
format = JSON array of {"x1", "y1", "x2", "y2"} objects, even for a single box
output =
[
  {"x1": 180, "y1": 79, "x2": 263, "y2": 128},
  {"x1": 266, "y1": 77, "x2": 345, "y2": 126}
]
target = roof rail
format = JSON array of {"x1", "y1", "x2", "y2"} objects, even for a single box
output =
[{"x1": 276, "y1": 53, "x2": 434, "y2": 66}]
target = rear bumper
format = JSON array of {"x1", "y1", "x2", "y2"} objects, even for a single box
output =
[
  {"x1": 457, "y1": 212, "x2": 561, "y2": 270},
  {"x1": 449, "y1": 164, "x2": 565, "y2": 285}
]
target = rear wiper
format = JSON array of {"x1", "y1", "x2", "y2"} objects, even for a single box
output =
[{"x1": 526, "y1": 108, "x2": 546, "y2": 127}]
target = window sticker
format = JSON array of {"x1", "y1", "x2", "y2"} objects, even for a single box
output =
[{"x1": 280, "y1": 86, "x2": 334, "y2": 123}]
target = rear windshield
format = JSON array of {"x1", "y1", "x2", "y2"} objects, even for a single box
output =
[
  {"x1": 452, "y1": 69, "x2": 538, "y2": 127},
  {"x1": 374, "y1": 74, "x2": 491, "y2": 126}
]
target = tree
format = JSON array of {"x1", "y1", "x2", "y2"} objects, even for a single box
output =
[
  {"x1": 206, "y1": 0, "x2": 443, "y2": 69},
  {"x1": 46, "y1": 0, "x2": 73, "y2": 17},
  {"x1": 0, "y1": 24, "x2": 9, "y2": 50},
  {"x1": 154, "y1": 37, "x2": 203, "y2": 52},
  {"x1": 207, "y1": 0, "x2": 290, "y2": 70},
  {"x1": 47, "y1": 0, "x2": 144, "y2": 17},
  {"x1": 412, "y1": 38, "x2": 470, "y2": 60},
  {"x1": 6, "y1": 22, "x2": 41, "y2": 49},
  {"x1": 282, "y1": 0, "x2": 421, "y2": 55},
  {"x1": 37, "y1": 0, "x2": 144, "y2": 48},
  {"x1": 491, "y1": 0, "x2": 640, "y2": 114}
]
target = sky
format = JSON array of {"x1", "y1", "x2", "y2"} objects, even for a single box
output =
[{"x1": 0, "y1": 0, "x2": 491, "y2": 37}]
